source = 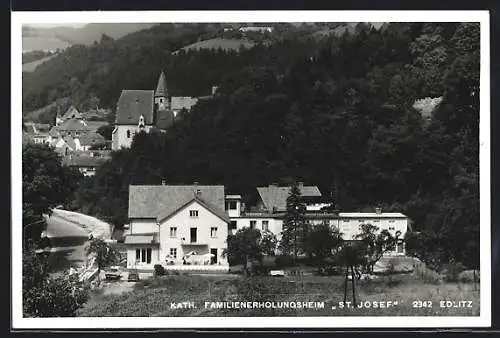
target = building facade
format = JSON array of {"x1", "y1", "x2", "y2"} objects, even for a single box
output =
[
  {"x1": 123, "y1": 182, "x2": 411, "y2": 271},
  {"x1": 112, "y1": 71, "x2": 213, "y2": 150},
  {"x1": 125, "y1": 184, "x2": 229, "y2": 270}
]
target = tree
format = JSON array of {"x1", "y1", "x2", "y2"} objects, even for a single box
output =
[
  {"x1": 23, "y1": 242, "x2": 89, "y2": 317},
  {"x1": 304, "y1": 222, "x2": 343, "y2": 270},
  {"x1": 280, "y1": 182, "x2": 307, "y2": 260},
  {"x1": 24, "y1": 273, "x2": 89, "y2": 317},
  {"x1": 259, "y1": 230, "x2": 278, "y2": 256},
  {"x1": 96, "y1": 124, "x2": 114, "y2": 140},
  {"x1": 223, "y1": 227, "x2": 262, "y2": 269},
  {"x1": 85, "y1": 238, "x2": 120, "y2": 276},
  {"x1": 23, "y1": 143, "x2": 81, "y2": 245},
  {"x1": 355, "y1": 223, "x2": 401, "y2": 274}
]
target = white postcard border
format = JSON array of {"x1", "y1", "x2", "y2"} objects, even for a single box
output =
[{"x1": 11, "y1": 10, "x2": 491, "y2": 329}]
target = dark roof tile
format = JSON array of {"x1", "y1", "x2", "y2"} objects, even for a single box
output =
[{"x1": 115, "y1": 90, "x2": 154, "y2": 125}]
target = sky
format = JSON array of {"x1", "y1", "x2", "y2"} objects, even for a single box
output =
[{"x1": 26, "y1": 23, "x2": 87, "y2": 28}]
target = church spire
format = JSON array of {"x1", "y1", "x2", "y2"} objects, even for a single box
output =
[{"x1": 155, "y1": 71, "x2": 168, "y2": 98}]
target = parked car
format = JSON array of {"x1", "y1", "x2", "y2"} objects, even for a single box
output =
[
  {"x1": 269, "y1": 270, "x2": 285, "y2": 277},
  {"x1": 105, "y1": 267, "x2": 122, "y2": 281},
  {"x1": 128, "y1": 269, "x2": 140, "y2": 282}
]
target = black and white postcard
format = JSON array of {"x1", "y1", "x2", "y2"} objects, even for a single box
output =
[{"x1": 11, "y1": 10, "x2": 491, "y2": 329}]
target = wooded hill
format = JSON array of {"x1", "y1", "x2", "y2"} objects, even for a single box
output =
[
  {"x1": 67, "y1": 22, "x2": 479, "y2": 272},
  {"x1": 22, "y1": 23, "x2": 380, "y2": 124}
]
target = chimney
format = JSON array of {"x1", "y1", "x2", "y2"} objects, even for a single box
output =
[
  {"x1": 269, "y1": 182, "x2": 278, "y2": 188},
  {"x1": 161, "y1": 179, "x2": 166, "y2": 185},
  {"x1": 212, "y1": 85, "x2": 219, "y2": 95},
  {"x1": 375, "y1": 207, "x2": 382, "y2": 214},
  {"x1": 297, "y1": 181, "x2": 304, "y2": 188}
]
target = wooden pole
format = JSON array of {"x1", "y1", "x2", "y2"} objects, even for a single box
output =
[
  {"x1": 343, "y1": 264, "x2": 348, "y2": 304},
  {"x1": 351, "y1": 265, "x2": 356, "y2": 306}
]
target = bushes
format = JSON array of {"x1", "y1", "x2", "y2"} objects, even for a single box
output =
[
  {"x1": 275, "y1": 254, "x2": 295, "y2": 269},
  {"x1": 458, "y1": 269, "x2": 480, "y2": 283},
  {"x1": 414, "y1": 264, "x2": 443, "y2": 285},
  {"x1": 441, "y1": 262, "x2": 466, "y2": 283},
  {"x1": 154, "y1": 264, "x2": 166, "y2": 276}
]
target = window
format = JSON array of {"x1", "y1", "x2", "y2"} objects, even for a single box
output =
[
  {"x1": 229, "y1": 221, "x2": 237, "y2": 230},
  {"x1": 170, "y1": 248, "x2": 177, "y2": 258},
  {"x1": 262, "y1": 220, "x2": 269, "y2": 232},
  {"x1": 396, "y1": 240, "x2": 404, "y2": 253},
  {"x1": 160, "y1": 98, "x2": 164, "y2": 103},
  {"x1": 135, "y1": 248, "x2": 152, "y2": 264},
  {"x1": 228, "y1": 201, "x2": 237, "y2": 210},
  {"x1": 343, "y1": 219, "x2": 350, "y2": 223},
  {"x1": 170, "y1": 227, "x2": 177, "y2": 237},
  {"x1": 373, "y1": 219, "x2": 380, "y2": 223},
  {"x1": 250, "y1": 220, "x2": 256, "y2": 229},
  {"x1": 127, "y1": 130, "x2": 131, "y2": 138},
  {"x1": 389, "y1": 220, "x2": 395, "y2": 223},
  {"x1": 211, "y1": 227, "x2": 218, "y2": 238},
  {"x1": 190, "y1": 210, "x2": 199, "y2": 217}
]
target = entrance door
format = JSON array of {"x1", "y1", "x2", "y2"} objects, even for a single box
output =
[
  {"x1": 190, "y1": 228, "x2": 197, "y2": 243},
  {"x1": 211, "y1": 248, "x2": 217, "y2": 264}
]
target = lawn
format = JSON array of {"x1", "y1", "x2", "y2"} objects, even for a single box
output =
[{"x1": 77, "y1": 272, "x2": 480, "y2": 317}]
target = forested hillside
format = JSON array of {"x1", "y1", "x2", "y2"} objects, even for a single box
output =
[
  {"x1": 67, "y1": 22, "x2": 480, "y2": 272},
  {"x1": 22, "y1": 23, "x2": 372, "y2": 124}
]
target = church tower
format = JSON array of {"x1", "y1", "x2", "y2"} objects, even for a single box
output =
[{"x1": 154, "y1": 71, "x2": 170, "y2": 111}]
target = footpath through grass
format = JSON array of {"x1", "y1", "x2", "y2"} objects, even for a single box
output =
[{"x1": 78, "y1": 273, "x2": 480, "y2": 317}]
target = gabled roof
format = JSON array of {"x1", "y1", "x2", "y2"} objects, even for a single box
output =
[
  {"x1": 62, "y1": 154, "x2": 108, "y2": 167},
  {"x1": 128, "y1": 185, "x2": 226, "y2": 220},
  {"x1": 256, "y1": 185, "x2": 322, "y2": 212},
  {"x1": 62, "y1": 106, "x2": 83, "y2": 120},
  {"x1": 339, "y1": 212, "x2": 407, "y2": 218},
  {"x1": 54, "y1": 119, "x2": 91, "y2": 133},
  {"x1": 115, "y1": 90, "x2": 154, "y2": 125},
  {"x1": 157, "y1": 195, "x2": 230, "y2": 223},
  {"x1": 76, "y1": 132, "x2": 106, "y2": 146}
]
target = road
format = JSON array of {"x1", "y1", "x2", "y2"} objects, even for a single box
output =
[{"x1": 44, "y1": 214, "x2": 91, "y2": 273}]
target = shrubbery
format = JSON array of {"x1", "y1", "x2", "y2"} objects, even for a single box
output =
[
  {"x1": 275, "y1": 254, "x2": 295, "y2": 269},
  {"x1": 154, "y1": 264, "x2": 166, "y2": 276}
]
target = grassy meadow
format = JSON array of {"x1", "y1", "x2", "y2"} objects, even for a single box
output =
[{"x1": 78, "y1": 271, "x2": 480, "y2": 317}]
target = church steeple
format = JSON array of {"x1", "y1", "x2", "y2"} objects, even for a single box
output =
[
  {"x1": 154, "y1": 71, "x2": 170, "y2": 111},
  {"x1": 155, "y1": 71, "x2": 168, "y2": 98}
]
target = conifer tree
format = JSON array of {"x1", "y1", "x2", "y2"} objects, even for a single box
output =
[{"x1": 279, "y1": 182, "x2": 307, "y2": 261}]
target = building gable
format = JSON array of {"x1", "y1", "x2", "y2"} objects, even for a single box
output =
[
  {"x1": 128, "y1": 184, "x2": 226, "y2": 219},
  {"x1": 157, "y1": 198, "x2": 230, "y2": 223}
]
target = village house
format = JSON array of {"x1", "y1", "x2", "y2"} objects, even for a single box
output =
[
  {"x1": 61, "y1": 153, "x2": 109, "y2": 177},
  {"x1": 238, "y1": 26, "x2": 274, "y2": 33},
  {"x1": 125, "y1": 182, "x2": 230, "y2": 271},
  {"x1": 227, "y1": 183, "x2": 409, "y2": 256},
  {"x1": 23, "y1": 122, "x2": 51, "y2": 144},
  {"x1": 111, "y1": 71, "x2": 216, "y2": 150},
  {"x1": 56, "y1": 106, "x2": 83, "y2": 126},
  {"x1": 122, "y1": 181, "x2": 411, "y2": 273}
]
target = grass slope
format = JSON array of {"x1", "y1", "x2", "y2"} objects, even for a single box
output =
[
  {"x1": 78, "y1": 273, "x2": 480, "y2": 317},
  {"x1": 174, "y1": 38, "x2": 255, "y2": 54}
]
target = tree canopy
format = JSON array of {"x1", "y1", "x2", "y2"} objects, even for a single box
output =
[{"x1": 66, "y1": 22, "x2": 479, "y2": 271}]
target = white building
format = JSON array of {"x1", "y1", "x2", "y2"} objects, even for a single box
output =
[
  {"x1": 124, "y1": 183, "x2": 230, "y2": 271},
  {"x1": 227, "y1": 183, "x2": 410, "y2": 256},
  {"x1": 111, "y1": 71, "x2": 214, "y2": 150}
]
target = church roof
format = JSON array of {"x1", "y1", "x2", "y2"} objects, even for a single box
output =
[
  {"x1": 155, "y1": 71, "x2": 168, "y2": 98},
  {"x1": 115, "y1": 90, "x2": 154, "y2": 125}
]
